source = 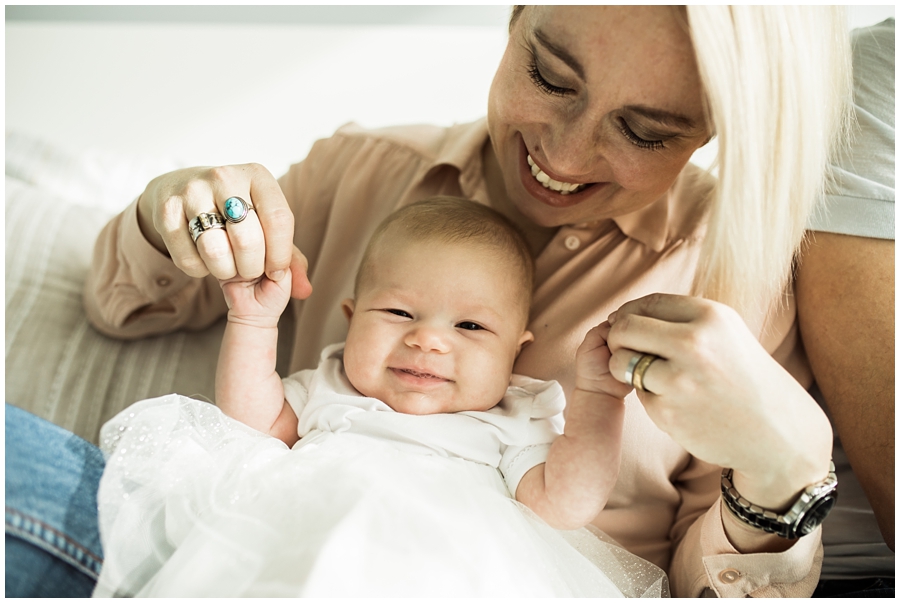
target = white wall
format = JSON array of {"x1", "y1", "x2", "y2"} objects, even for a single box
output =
[
  {"x1": 6, "y1": 5, "x2": 894, "y2": 180},
  {"x1": 6, "y1": 22, "x2": 508, "y2": 177}
]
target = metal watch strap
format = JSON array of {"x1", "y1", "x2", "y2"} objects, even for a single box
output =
[{"x1": 720, "y1": 462, "x2": 837, "y2": 539}]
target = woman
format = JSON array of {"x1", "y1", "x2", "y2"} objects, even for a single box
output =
[{"x1": 13, "y1": 6, "x2": 851, "y2": 597}]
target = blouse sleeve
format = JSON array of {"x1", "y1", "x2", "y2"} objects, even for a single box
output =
[
  {"x1": 83, "y1": 197, "x2": 226, "y2": 338},
  {"x1": 668, "y1": 458, "x2": 824, "y2": 597}
]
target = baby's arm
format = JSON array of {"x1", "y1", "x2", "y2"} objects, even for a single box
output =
[
  {"x1": 216, "y1": 272, "x2": 299, "y2": 447},
  {"x1": 516, "y1": 324, "x2": 628, "y2": 530}
]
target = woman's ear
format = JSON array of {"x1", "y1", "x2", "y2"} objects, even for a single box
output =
[
  {"x1": 516, "y1": 330, "x2": 535, "y2": 354},
  {"x1": 341, "y1": 298, "x2": 356, "y2": 322}
]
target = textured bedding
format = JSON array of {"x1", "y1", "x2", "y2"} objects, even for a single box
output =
[{"x1": 4, "y1": 132, "x2": 296, "y2": 444}]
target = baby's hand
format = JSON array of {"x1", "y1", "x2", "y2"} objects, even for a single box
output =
[
  {"x1": 575, "y1": 323, "x2": 634, "y2": 399},
  {"x1": 219, "y1": 271, "x2": 292, "y2": 329}
]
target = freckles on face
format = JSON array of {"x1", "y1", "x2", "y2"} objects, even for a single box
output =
[{"x1": 487, "y1": 5, "x2": 710, "y2": 227}]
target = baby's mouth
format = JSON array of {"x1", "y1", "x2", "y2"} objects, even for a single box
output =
[
  {"x1": 401, "y1": 368, "x2": 438, "y2": 379},
  {"x1": 394, "y1": 367, "x2": 451, "y2": 382},
  {"x1": 527, "y1": 155, "x2": 589, "y2": 195}
]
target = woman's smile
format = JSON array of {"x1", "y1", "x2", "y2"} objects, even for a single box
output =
[{"x1": 517, "y1": 136, "x2": 604, "y2": 209}]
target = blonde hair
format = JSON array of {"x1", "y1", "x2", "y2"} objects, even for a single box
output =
[
  {"x1": 355, "y1": 196, "x2": 535, "y2": 318},
  {"x1": 684, "y1": 6, "x2": 853, "y2": 327}
]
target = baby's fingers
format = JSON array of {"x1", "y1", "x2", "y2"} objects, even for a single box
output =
[{"x1": 576, "y1": 324, "x2": 632, "y2": 397}]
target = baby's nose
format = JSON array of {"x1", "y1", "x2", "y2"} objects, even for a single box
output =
[{"x1": 405, "y1": 325, "x2": 451, "y2": 353}]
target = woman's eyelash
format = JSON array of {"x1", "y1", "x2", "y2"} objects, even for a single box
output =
[
  {"x1": 527, "y1": 59, "x2": 570, "y2": 97},
  {"x1": 528, "y1": 54, "x2": 665, "y2": 152},
  {"x1": 617, "y1": 118, "x2": 665, "y2": 151}
]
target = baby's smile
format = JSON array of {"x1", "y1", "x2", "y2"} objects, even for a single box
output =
[{"x1": 390, "y1": 366, "x2": 453, "y2": 385}]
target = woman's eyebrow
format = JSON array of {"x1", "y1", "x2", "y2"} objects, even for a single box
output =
[
  {"x1": 624, "y1": 105, "x2": 698, "y2": 132},
  {"x1": 534, "y1": 28, "x2": 585, "y2": 81}
]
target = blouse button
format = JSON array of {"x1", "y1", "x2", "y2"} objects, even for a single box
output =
[
  {"x1": 563, "y1": 235, "x2": 581, "y2": 251},
  {"x1": 719, "y1": 569, "x2": 741, "y2": 584},
  {"x1": 156, "y1": 277, "x2": 171, "y2": 287}
]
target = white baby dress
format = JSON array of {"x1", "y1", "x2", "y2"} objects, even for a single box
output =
[{"x1": 92, "y1": 345, "x2": 669, "y2": 597}]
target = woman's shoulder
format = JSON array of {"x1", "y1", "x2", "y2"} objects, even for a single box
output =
[
  {"x1": 327, "y1": 118, "x2": 488, "y2": 162},
  {"x1": 279, "y1": 118, "x2": 488, "y2": 197},
  {"x1": 666, "y1": 161, "x2": 717, "y2": 243}
]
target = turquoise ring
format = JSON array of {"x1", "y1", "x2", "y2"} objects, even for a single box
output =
[{"x1": 223, "y1": 196, "x2": 254, "y2": 224}]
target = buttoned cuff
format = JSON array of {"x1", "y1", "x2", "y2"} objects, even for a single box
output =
[
  {"x1": 119, "y1": 198, "x2": 196, "y2": 301},
  {"x1": 700, "y1": 498, "x2": 822, "y2": 597}
]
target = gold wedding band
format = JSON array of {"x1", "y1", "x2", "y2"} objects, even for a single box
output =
[{"x1": 631, "y1": 353, "x2": 659, "y2": 393}]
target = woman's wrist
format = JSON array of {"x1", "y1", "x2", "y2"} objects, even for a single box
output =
[
  {"x1": 136, "y1": 189, "x2": 168, "y2": 255},
  {"x1": 720, "y1": 500, "x2": 799, "y2": 553},
  {"x1": 729, "y1": 441, "x2": 832, "y2": 512}
]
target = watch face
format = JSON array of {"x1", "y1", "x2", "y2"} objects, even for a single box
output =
[{"x1": 797, "y1": 494, "x2": 838, "y2": 536}]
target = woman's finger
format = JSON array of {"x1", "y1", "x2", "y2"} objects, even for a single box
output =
[
  {"x1": 247, "y1": 166, "x2": 295, "y2": 280},
  {"x1": 220, "y1": 197, "x2": 265, "y2": 279},
  {"x1": 608, "y1": 347, "x2": 672, "y2": 395},
  {"x1": 605, "y1": 312, "x2": 699, "y2": 359},
  {"x1": 206, "y1": 167, "x2": 267, "y2": 280},
  {"x1": 157, "y1": 194, "x2": 210, "y2": 278},
  {"x1": 609, "y1": 293, "x2": 709, "y2": 325},
  {"x1": 194, "y1": 224, "x2": 237, "y2": 280},
  {"x1": 289, "y1": 245, "x2": 313, "y2": 300}
]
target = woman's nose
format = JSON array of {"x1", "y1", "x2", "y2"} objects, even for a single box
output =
[
  {"x1": 404, "y1": 325, "x2": 451, "y2": 353},
  {"x1": 539, "y1": 115, "x2": 606, "y2": 179}
]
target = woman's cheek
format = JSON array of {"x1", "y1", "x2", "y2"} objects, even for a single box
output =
[{"x1": 608, "y1": 150, "x2": 680, "y2": 195}]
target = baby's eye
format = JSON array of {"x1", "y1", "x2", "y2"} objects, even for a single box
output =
[
  {"x1": 456, "y1": 321, "x2": 484, "y2": 331},
  {"x1": 386, "y1": 309, "x2": 412, "y2": 318}
]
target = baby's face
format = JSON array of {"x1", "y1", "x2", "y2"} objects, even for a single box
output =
[{"x1": 342, "y1": 239, "x2": 532, "y2": 415}]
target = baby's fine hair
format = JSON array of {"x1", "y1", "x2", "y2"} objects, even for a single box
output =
[{"x1": 355, "y1": 196, "x2": 535, "y2": 312}]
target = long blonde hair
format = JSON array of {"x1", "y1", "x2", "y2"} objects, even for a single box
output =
[{"x1": 685, "y1": 6, "x2": 853, "y2": 328}]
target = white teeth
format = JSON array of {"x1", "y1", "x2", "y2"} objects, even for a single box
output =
[{"x1": 526, "y1": 155, "x2": 587, "y2": 195}]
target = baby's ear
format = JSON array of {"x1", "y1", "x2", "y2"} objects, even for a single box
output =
[
  {"x1": 341, "y1": 298, "x2": 356, "y2": 322},
  {"x1": 516, "y1": 330, "x2": 535, "y2": 354}
]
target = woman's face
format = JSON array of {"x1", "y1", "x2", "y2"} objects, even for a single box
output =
[{"x1": 487, "y1": 6, "x2": 712, "y2": 227}]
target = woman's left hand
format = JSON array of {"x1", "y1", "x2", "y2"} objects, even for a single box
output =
[{"x1": 606, "y1": 293, "x2": 832, "y2": 512}]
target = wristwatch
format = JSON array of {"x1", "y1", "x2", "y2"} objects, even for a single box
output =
[{"x1": 720, "y1": 462, "x2": 838, "y2": 539}]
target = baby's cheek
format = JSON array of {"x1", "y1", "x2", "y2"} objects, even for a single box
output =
[{"x1": 341, "y1": 349, "x2": 368, "y2": 395}]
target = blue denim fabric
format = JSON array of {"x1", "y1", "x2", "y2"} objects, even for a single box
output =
[{"x1": 5, "y1": 404, "x2": 104, "y2": 597}]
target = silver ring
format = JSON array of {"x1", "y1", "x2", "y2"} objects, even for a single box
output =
[
  {"x1": 189, "y1": 212, "x2": 226, "y2": 243},
  {"x1": 624, "y1": 353, "x2": 642, "y2": 386},
  {"x1": 223, "y1": 196, "x2": 254, "y2": 224}
]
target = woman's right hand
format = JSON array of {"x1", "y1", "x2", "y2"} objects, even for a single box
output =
[
  {"x1": 137, "y1": 163, "x2": 312, "y2": 300},
  {"x1": 605, "y1": 294, "x2": 832, "y2": 512}
]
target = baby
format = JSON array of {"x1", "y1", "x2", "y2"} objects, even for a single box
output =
[{"x1": 93, "y1": 197, "x2": 665, "y2": 597}]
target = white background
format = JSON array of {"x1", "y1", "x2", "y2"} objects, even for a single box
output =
[{"x1": 6, "y1": 5, "x2": 895, "y2": 180}]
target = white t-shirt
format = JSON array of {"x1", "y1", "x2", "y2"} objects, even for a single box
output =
[
  {"x1": 282, "y1": 343, "x2": 566, "y2": 497},
  {"x1": 811, "y1": 18, "x2": 895, "y2": 239}
]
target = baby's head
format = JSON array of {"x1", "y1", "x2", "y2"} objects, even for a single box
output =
[{"x1": 341, "y1": 196, "x2": 535, "y2": 415}]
